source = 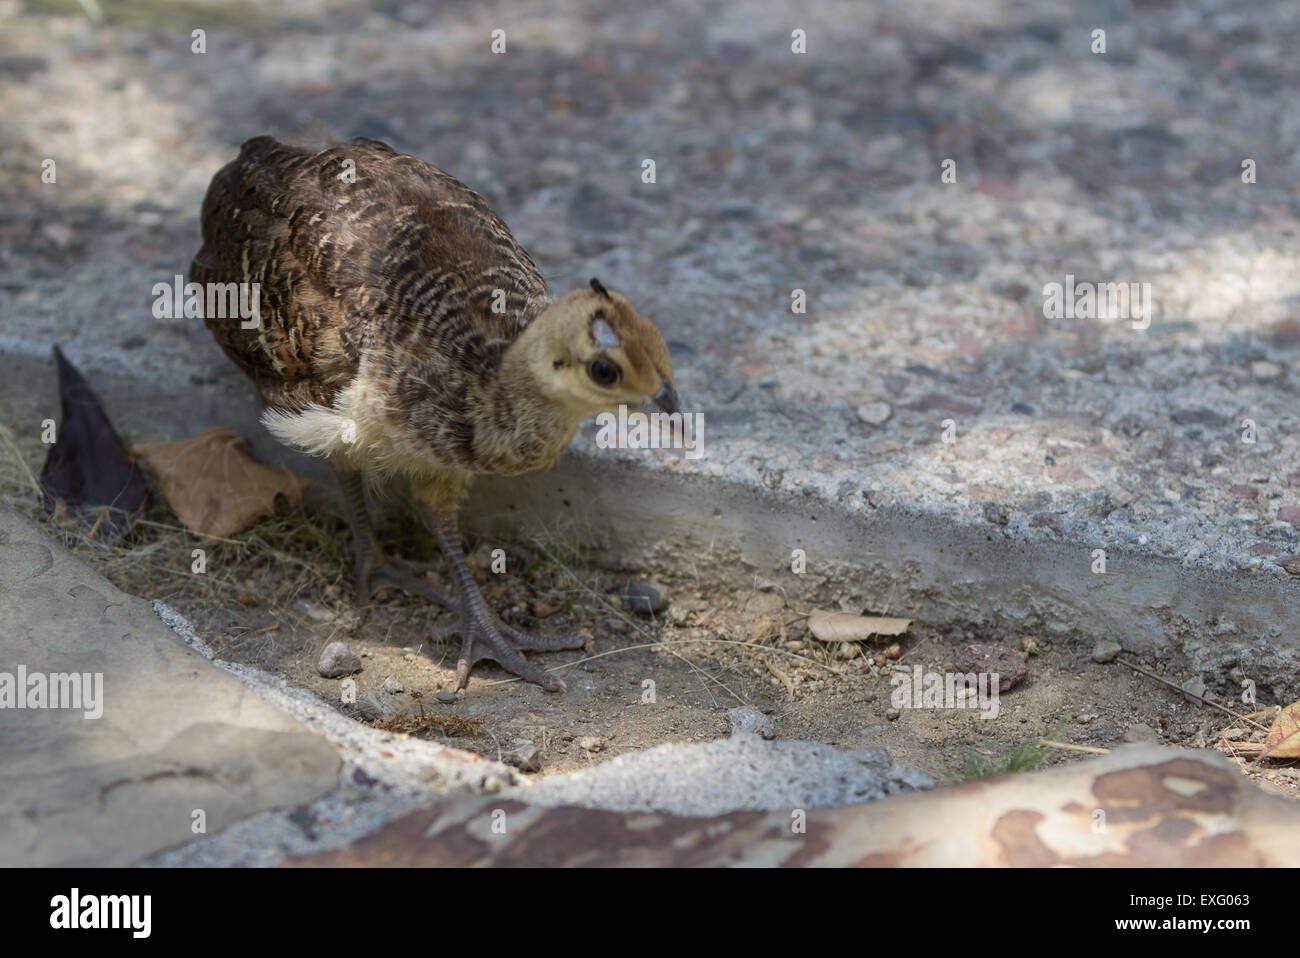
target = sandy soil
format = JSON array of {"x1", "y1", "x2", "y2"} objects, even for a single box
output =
[{"x1": 139, "y1": 497, "x2": 1300, "y2": 797}]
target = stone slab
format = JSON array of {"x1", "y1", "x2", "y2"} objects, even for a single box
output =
[{"x1": 0, "y1": 506, "x2": 341, "y2": 866}]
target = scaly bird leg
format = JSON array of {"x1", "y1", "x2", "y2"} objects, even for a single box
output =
[
  {"x1": 334, "y1": 464, "x2": 458, "y2": 609},
  {"x1": 416, "y1": 500, "x2": 588, "y2": 692}
]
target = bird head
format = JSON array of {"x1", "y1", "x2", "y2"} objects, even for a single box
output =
[{"x1": 522, "y1": 278, "x2": 679, "y2": 419}]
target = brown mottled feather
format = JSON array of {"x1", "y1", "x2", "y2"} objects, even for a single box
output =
[{"x1": 191, "y1": 136, "x2": 549, "y2": 415}]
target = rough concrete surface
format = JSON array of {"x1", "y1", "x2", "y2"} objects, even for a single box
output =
[
  {"x1": 0, "y1": 505, "x2": 341, "y2": 866},
  {"x1": 524, "y1": 731, "x2": 936, "y2": 815}
]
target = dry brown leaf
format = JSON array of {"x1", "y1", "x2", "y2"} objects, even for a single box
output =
[
  {"x1": 131, "y1": 427, "x2": 312, "y2": 538},
  {"x1": 808, "y1": 610, "x2": 912, "y2": 644},
  {"x1": 1263, "y1": 702, "x2": 1300, "y2": 759}
]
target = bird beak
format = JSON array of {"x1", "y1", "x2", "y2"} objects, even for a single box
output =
[{"x1": 651, "y1": 380, "x2": 681, "y2": 416}]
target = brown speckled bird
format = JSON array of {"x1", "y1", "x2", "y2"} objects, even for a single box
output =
[{"x1": 192, "y1": 135, "x2": 679, "y2": 692}]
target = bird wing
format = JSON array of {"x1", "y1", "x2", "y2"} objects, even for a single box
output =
[{"x1": 190, "y1": 136, "x2": 548, "y2": 413}]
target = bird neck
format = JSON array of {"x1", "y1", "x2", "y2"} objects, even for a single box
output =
[{"x1": 472, "y1": 320, "x2": 584, "y2": 474}]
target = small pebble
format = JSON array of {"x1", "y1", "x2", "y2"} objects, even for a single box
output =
[
  {"x1": 577, "y1": 735, "x2": 606, "y2": 753},
  {"x1": 318, "y1": 642, "x2": 362, "y2": 678},
  {"x1": 725, "y1": 706, "x2": 775, "y2": 740},
  {"x1": 503, "y1": 743, "x2": 543, "y2": 773},
  {"x1": 622, "y1": 579, "x2": 669, "y2": 615},
  {"x1": 1091, "y1": 639, "x2": 1122, "y2": 663},
  {"x1": 1123, "y1": 723, "x2": 1159, "y2": 744},
  {"x1": 953, "y1": 644, "x2": 1028, "y2": 692},
  {"x1": 435, "y1": 691, "x2": 458, "y2": 704},
  {"x1": 300, "y1": 602, "x2": 335, "y2": 623},
  {"x1": 383, "y1": 677, "x2": 404, "y2": 693},
  {"x1": 1252, "y1": 360, "x2": 1283, "y2": 381},
  {"x1": 855, "y1": 401, "x2": 893, "y2": 426}
]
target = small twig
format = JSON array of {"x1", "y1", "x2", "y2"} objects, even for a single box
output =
[
  {"x1": 1221, "y1": 741, "x2": 1265, "y2": 755},
  {"x1": 134, "y1": 518, "x2": 247, "y2": 545},
  {"x1": 249, "y1": 623, "x2": 281, "y2": 636},
  {"x1": 85, "y1": 506, "x2": 108, "y2": 540},
  {"x1": 1039, "y1": 739, "x2": 1109, "y2": 755},
  {"x1": 1115, "y1": 657, "x2": 1269, "y2": 731},
  {"x1": 761, "y1": 655, "x2": 796, "y2": 697}
]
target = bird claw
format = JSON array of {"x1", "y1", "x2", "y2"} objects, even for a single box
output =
[
  {"x1": 355, "y1": 554, "x2": 586, "y2": 692},
  {"x1": 451, "y1": 616, "x2": 588, "y2": 693}
]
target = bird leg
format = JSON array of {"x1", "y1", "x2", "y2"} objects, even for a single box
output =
[
  {"x1": 334, "y1": 465, "x2": 458, "y2": 609},
  {"x1": 415, "y1": 500, "x2": 589, "y2": 692},
  {"x1": 335, "y1": 464, "x2": 586, "y2": 691}
]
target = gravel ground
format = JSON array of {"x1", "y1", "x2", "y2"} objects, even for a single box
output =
[{"x1": 6, "y1": 0, "x2": 1300, "y2": 572}]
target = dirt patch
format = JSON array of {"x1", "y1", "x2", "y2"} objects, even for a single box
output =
[{"x1": 3, "y1": 415, "x2": 1296, "y2": 798}]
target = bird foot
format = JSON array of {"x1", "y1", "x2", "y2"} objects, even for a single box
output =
[
  {"x1": 355, "y1": 554, "x2": 457, "y2": 610},
  {"x1": 355, "y1": 552, "x2": 588, "y2": 691},
  {"x1": 445, "y1": 612, "x2": 590, "y2": 693}
]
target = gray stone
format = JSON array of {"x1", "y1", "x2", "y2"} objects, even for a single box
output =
[
  {"x1": 1122, "y1": 724, "x2": 1160, "y2": 744},
  {"x1": 1251, "y1": 360, "x2": 1283, "y2": 381},
  {"x1": 318, "y1": 642, "x2": 362, "y2": 678},
  {"x1": 0, "y1": 506, "x2": 340, "y2": 866},
  {"x1": 1091, "y1": 640, "x2": 1123, "y2": 663},
  {"x1": 1182, "y1": 675, "x2": 1207, "y2": 704},
  {"x1": 725, "y1": 706, "x2": 775, "y2": 740},
  {"x1": 621, "y1": 580, "x2": 668, "y2": 615},
  {"x1": 855, "y1": 401, "x2": 893, "y2": 426},
  {"x1": 503, "y1": 743, "x2": 542, "y2": 773}
]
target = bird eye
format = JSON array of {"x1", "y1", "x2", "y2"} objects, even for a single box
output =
[{"x1": 588, "y1": 359, "x2": 621, "y2": 387}]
